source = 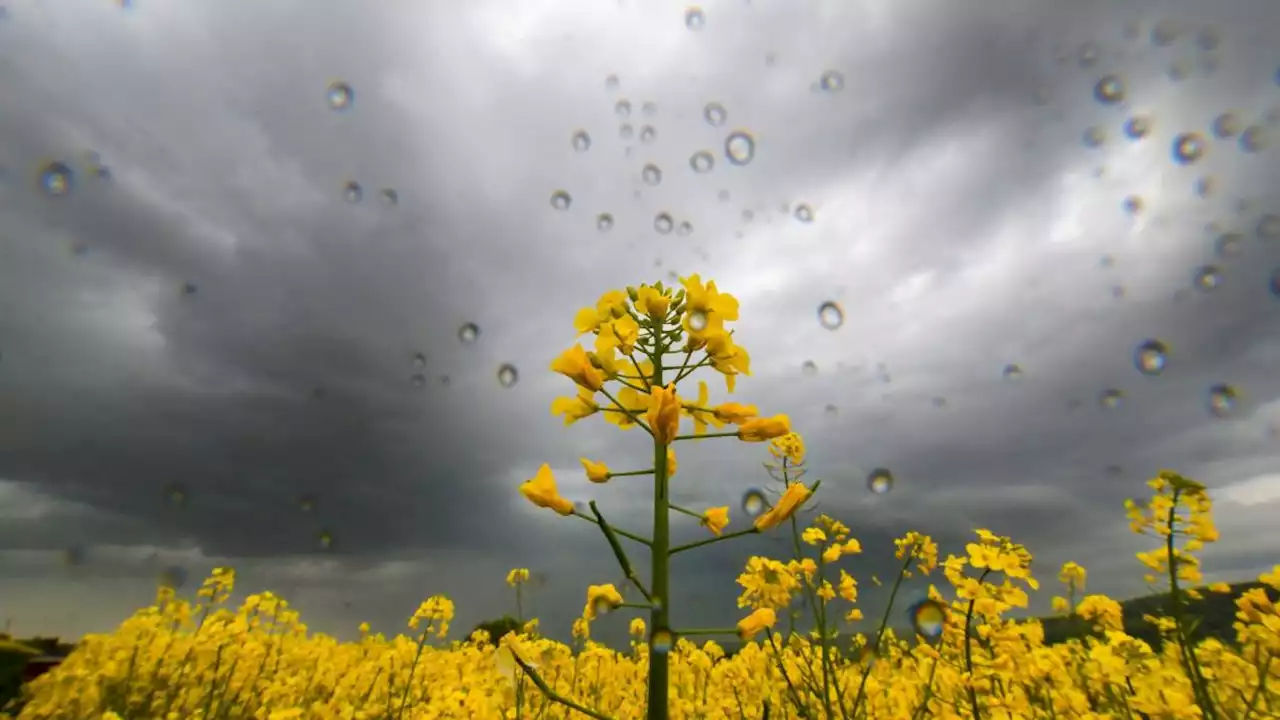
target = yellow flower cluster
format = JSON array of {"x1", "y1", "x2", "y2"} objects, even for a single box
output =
[{"x1": 10, "y1": 474, "x2": 1279, "y2": 720}]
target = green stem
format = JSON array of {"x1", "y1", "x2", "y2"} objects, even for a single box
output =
[
  {"x1": 618, "y1": 603, "x2": 655, "y2": 610},
  {"x1": 849, "y1": 549, "x2": 916, "y2": 716},
  {"x1": 674, "y1": 431, "x2": 738, "y2": 441},
  {"x1": 612, "y1": 469, "x2": 656, "y2": 478},
  {"x1": 670, "y1": 527, "x2": 760, "y2": 555},
  {"x1": 589, "y1": 501, "x2": 654, "y2": 603},
  {"x1": 512, "y1": 651, "x2": 617, "y2": 720},
  {"x1": 1164, "y1": 493, "x2": 1217, "y2": 720},
  {"x1": 571, "y1": 510, "x2": 652, "y2": 546},
  {"x1": 647, "y1": 339, "x2": 672, "y2": 720},
  {"x1": 669, "y1": 503, "x2": 705, "y2": 519},
  {"x1": 963, "y1": 569, "x2": 992, "y2": 720},
  {"x1": 599, "y1": 386, "x2": 656, "y2": 440},
  {"x1": 1242, "y1": 653, "x2": 1272, "y2": 720}
]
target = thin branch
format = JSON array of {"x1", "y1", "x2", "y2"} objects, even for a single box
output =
[
  {"x1": 590, "y1": 501, "x2": 654, "y2": 603},
  {"x1": 670, "y1": 527, "x2": 760, "y2": 555},
  {"x1": 511, "y1": 651, "x2": 617, "y2": 720}
]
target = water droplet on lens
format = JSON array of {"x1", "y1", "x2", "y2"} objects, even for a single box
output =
[
  {"x1": 689, "y1": 150, "x2": 715, "y2": 173},
  {"x1": 819, "y1": 70, "x2": 845, "y2": 92},
  {"x1": 1077, "y1": 43, "x2": 1100, "y2": 68},
  {"x1": 63, "y1": 545, "x2": 86, "y2": 567},
  {"x1": 1256, "y1": 214, "x2": 1280, "y2": 241},
  {"x1": 742, "y1": 489, "x2": 767, "y2": 517},
  {"x1": 725, "y1": 131, "x2": 756, "y2": 165},
  {"x1": 1240, "y1": 125, "x2": 1269, "y2": 153},
  {"x1": 867, "y1": 468, "x2": 894, "y2": 494},
  {"x1": 1194, "y1": 176, "x2": 1216, "y2": 198},
  {"x1": 571, "y1": 130, "x2": 592, "y2": 152},
  {"x1": 597, "y1": 213, "x2": 614, "y2": 231},
  {"x1": 817, "y1": 301, "x2": 844, "y2": 330},
  {"x1": 413, "y1": 352, "x2": 427, "y2": 369},
  {"x1": 342, "y1": 181, "x2": 362, "y2": 203},
  {"x1": 642, "y1": 164, "x2": 662, "y2": 185},
  {"x1": 801, "y1": 360, "x2": 818, "y2": 376},
  {"x1": 181, "y1": 282, "x2": 198, "y2": 296},
  {"x1": 317, "y1": 530, "x2": 334, "y2": 550},
  {"x1": 651, "y1": 628, "x2": 675, "y2": 653},
  {"x1": 550, "y1": 190, "x2": 572, "y2": 210},
  {"x1": 379, "y1": 188, "x2": 399, "y2": 207},
  {"x1": 605, "y1": 74, "x2": 620, "y2": 91},
  {"x1": 37, "y1": 161, "x2": 73, "y2": 197},
  {"x1": 676, "y1": 221, "x2": 693, "y2": 236},
  {"x1": 298, "y1": 495, "x2": 315, "y2": 512},
  {"x1": 457, "y1": 322, "x2": 480, "y2": 345},
  {"x1": 326, "y1": 82, "x2": 353, "y2": 111},
  {"x1": 794, "y1": 204, "x2": 814, "y2": 223},
  {"x1": 1207, "y1": 383, "x2": 1238, "y2": 418},
  {"x1": 654, "y1": 213, "x2": 674, "y2": 234},
  {"x1": 642, "y1": 101, "x2": 658, "y2": 116},
  {"x1": 1094, "y1": 74, "x2": 1125, "y2": 104},
  {"x1": 1124, "y1": 115, "x2": 1153, "y2": 140},
  {"x1": 619, "y1": 123, "x2": 634, "y2": 141},
  {"x1": 165, "y1": 483, "x2": 187, "y2": 507},
  {"x1": 910, "y1": 599, "x2": 947, "y2": 639},
  {"x1": 1193, "y1": 265, "x2": 1221, "y2": 291},
  {"x1": 1099, "y1": 388, "x2": 1124, "y2": 409},
  {"x1": 825, "y1": 403, "x2": 838, "y2": 416},
  {"x1": 1196, "y1": 26, "x2": 1221, "y2": 51},
  {"x1": 410, "y1": 373, "x2": 425, "y2": 387},
  {"x1": 1214, "y1": 233, "x2": 1242, "y2": 258},
  {"x1": 1269, "y1": 268, "x2": 1280, "y2": 298},
  {"x1": 497, "y1": 363, "x2": 519, "y2": 388},
  {"x1": 1122, "y1": 196, "x2": 1143, "y2": 215},
  {"x1": 159, "y1": 565, "x2": 187, "y2": 589},
  {"x1": 703, "y1": 102, "x2": 727, "y2": 127},
  {"x1": 640, "y1": 125, "x2": 656, "y2": 144},
  {"x1": 689, "y1": 310, "x2": 708, "y2": 331},
  {"x1": 1212, "y1": 112, "x2": 1242, "y2": 139},
  {"x1": 615, "y1": 99, "x2": 632, "y2": 118},
  {"x1": 1151, "y1": 19, "x2": 1177, "y2": 46},
  {"x1": 1082, "y1": 126, "x2": 1106, "y2": 148},
  {"x1": 1133, "y1": 339, "x2": 1169, "y2": 376},
  {"x1": 1172, "y1": 132, "x2": 1207, "y2": 164},
  {"x1": 684, "y1": 6, "x2": 705, "y2": 30},
  {"x1": 1002, "y1": 363, "x2": 1024, "y2": 380}
]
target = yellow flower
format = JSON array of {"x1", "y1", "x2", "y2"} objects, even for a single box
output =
[
  {"x1": 801, "y1": 528, "x2": 827, "y2": 546},
  {"x1": 584, "y1": 584, "x2": 625, "y2": 620},
  {"x1": 701, "y1": 506, "x2": 730, "y2": 536},
  {"x1": 1207, "y1": 581, "x2": 1231, "y2": 593},
  {"x1": 736, "y1": 607, "x2": 776, "y2": 640},
  {"x1": 518, "y1": 464, "x2": 574, "y2": 516},
  {"x1": 636, "y1": 285, "x2": 670, "y2": 319},
  {"x1": 629, "y1": 618, "x2": 647, "y2": 637},
  {"x1": 580, "y1": 458, "x2": 610, "y2": 484},
  {"x1": 506, "y1": 568, "x2": 531, "y2": 586},
  {"x1": 550, "y1": 344, "x2": 604, "y2": 392},
  {"x1": 737, "y1": 414, "x2": 791, "y2": 442},
  {"x1": 769, "y1": 432, "x2": 806, "y2": 464},
  {"x1": 667, "y1": 447, "x2": 678, "y2": 477},
  {"x1": 550, "y1": 387, "x2": 599, "y2": 425},
  {"x1": 754, "y1": 482, "x2": 812, "y2": 531},
  {"x1": 713, "y1": 402, "x2": 757, "y2": 424},
  {"x1": 822, "y1": 544, "x2": 842, "y2": 564},
  {"x1": 647, "y1": 383, "x2": 682, "y2": 445}
]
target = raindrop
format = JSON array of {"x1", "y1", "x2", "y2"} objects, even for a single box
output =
[
  {"x1": 817, "y1": 301, "x2": 844, "y2": 330},
  {"x1": 651, "y1": 628, "x2": 675, "y2": 653},
  {"x1": 1172, "y1": 133, "x2": 1207, "y2": 164},
  {"x1": 298, "y1": 496, "x2": 315, "y2": 513},
  {"x1": 379, "y1": 188, "x2": 399, "y2": 207},
  {"x1": 689, "y1": 310, "x2": 708, "y2": 332},
  {"x1": 619, "y1": 124, "x2": 634, "y2": 141},
  {"x1": 910, "y1": 599, "x2": 947, "y2": 639},
  {"x1": 605, "y1": 74, "x2": 620, "y2": 91},
  {"x1": 801, "y1": 360, "x2": 818, "y2": 376},
  {"x1": 1122, "y1": 196, "x2": 1143, "y2": 215},
  {"x1": 615, "y1": 99, "x2": 632, "y2": 118},
  {"x1": 642, "y1": 164, "x2": 663, "y2": 185},
  {"x1": 159, "y1": 565, "x2": 188, "y2": 590},
  {"x1": 1099, "y1": 388, "x2": 1124, "y2": 409},
  {"x1": 1123, "y1": 115, "x2": 1153, "y2": 140},
  {"x1": 317, "y1": 530, "x2": 334, "y2": 550},
  {"x1": 825, "y1": 404, "x2": 838, "y2": 416},
  {"x1": 703, "y1": 102, "x2": 727, "y2": 127},
  {"x1": 497, "y1": 364, "x2": 519, "y2": 388},
  {"x1": 794, "y1": 204, "x2": 814, "y2": 223},
  {"x1": 596, "y1": 213, "x2": 614, "y2": 232},
  {"x1": 1258, "y1": 214, "x2": 1280, "y2": 241},
  {"x1": 342, "y1": 181, "x2": 362, "y2": 204},
  {"x1": 1269, "y1": 268, "x2": 1280, "y2": 298},
  {"x1": 550, "y1": 190, "x2": 572, "y2": 211},
  {"x1": 684, "y1": 6, "x2": 705, "y2": 31},
  {"x1": 742, "y1": 489, "x2": 767, "y2": 517},
  {"x1": 654, "y1": 213, "x2": 674, "y2": 234},
  {"x1": 867, "y1": 468, "x2": 894, "y2": 494},
  {"x1": 413, "y1": 352, "x2": 427, "y2": 369},
  {"x1": 1212, "y1": 112, "x2": 1242, "y2": 139},
  {"x1": 1151, "y1": 19, "x2": 1177, "y2": 46},
  {"x1": 181, "y1": 282, "x2": 198, "y2": 296},
  {"x1": 326, "y1": 82, "x2": 354, "y2": 111},
  {"x1": 689, "y1": 150, "x2": 715, "y2": 173},
  {"x1": 1196, "y1": 26, "x2": 1221, "y2": 51},
  {"x1": 1214, "y1": 233, "x2": 1242, "y2": 258},
  {"x1": 725, "y1": 131, "x2": 756, "y2": 165},
  {"x1": 1194, "y1": 176, "x2": 1216, "y2": 198},
  {"x1": 1082, "y1": 126, "x2": 1106, "y2": 148},
  {"x1": 1002, "y1": 363, "x2": 1024, "y2": 381},
  {"x1": 454, "y1": 322, "x2": 479, "y2": 345},
  {"x1": 1077, "y1": 43, "x2": 1100, "y2": 68},
  {"x1": 1133, "y1": 339, "x2": 1169, "y2": 376},
  {"x1": 932, "y1": 397, "x2": 947, "y2": 408},
  {"x1": 642, "y1": 101, "x2": 658, "y2": 116},
  {"x1": 63, "y1": 546, "x2": 86, "y2": 567},
  {"x1": 165, "y1": 483, "x2": 187, "y2": 507},
  {"x1": 1193, "y1": 265, "x2": 1221, "y2": 291},
  {"x1": 1239, "y1": 125, "x2": 1269, "y2": 153},
  {"x1": 1207, "y1": 383, "x2": 1238, "y2": 418},
  {"x1": 571, "y1": 130, "x2": 592, "y2": 152},
  {"x1": 819, "y1": 70, "x2": 845, "y2": 92},
  {"x1": 39, "y1": 162, "x2": 73, "y2": 196},
  {"x1": 410, "y1": 373, "x2": 426, "y2": 387},
  {"x1": 1167, "y1": 61, "x2": 1191, "y2": 82},
  {"x1": 639, "y1": 125, "x2": 657, "y2": 144},
  {"x1": 676, "y1": 221, "x2": 693, "y2": 236},
  {"x1": 1093, "y1": 74, "x2": 1125, "y2": 104}
]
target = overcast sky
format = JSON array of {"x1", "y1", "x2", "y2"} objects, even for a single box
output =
[{"x1": 1, "y1": 0, "x2": 1278, "y2": 649}]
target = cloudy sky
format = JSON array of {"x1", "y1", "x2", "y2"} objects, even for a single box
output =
[{"x1": 1, "y1": 0, "x2": 1278, "y2": 649}]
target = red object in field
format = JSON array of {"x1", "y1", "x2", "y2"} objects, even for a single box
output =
[{"x1": 20, "y1": 656, "x2": 63, "y2": 684}]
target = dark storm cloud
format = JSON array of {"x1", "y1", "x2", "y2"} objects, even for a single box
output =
[{"x1": 1, "y1": 0, "x2": 1279, "y2": 645}]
